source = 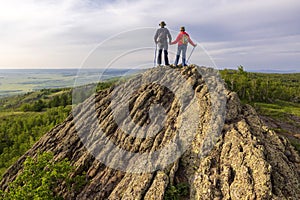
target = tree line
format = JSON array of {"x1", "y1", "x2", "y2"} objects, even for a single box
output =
[{"x1": 220, "y1": 66, "x2": 300, "y2": 103}]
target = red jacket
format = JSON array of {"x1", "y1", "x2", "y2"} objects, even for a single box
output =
[{"x1": 171, "y1": 31, "x2": 196, "y2": 46}]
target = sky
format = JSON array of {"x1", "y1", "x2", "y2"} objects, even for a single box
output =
[{"x1": 0, "y1": 0, "x2": 299, "y2": 71}]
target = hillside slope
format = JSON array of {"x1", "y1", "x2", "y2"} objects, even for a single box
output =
[{"x1": 1, "y1": 66, "x2": 300, "y2": 199}]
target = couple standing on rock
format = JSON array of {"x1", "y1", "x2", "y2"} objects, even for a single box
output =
[{"x1": 154, "y1": 21, "x2": 197, "y2": 67}]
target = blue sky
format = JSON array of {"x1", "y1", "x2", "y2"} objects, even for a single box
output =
[{"x1": 0, "y1": 0, "x2": 299, "y2": 71}]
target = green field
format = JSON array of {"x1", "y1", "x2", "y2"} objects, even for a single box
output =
[{"x1": 0, "y1": 72, "x2": 75, "y2": 97}]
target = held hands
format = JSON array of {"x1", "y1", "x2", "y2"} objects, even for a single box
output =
[{"x1": 193, "y1": 43, "x2": 197, "y2": 47}]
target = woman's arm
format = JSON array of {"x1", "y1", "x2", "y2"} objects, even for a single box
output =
[
  {"x1": 171, "y1": 34, "x2": 180, "y2": 45},
  {"x1": 188, "y1": 36, "x2": 196, "y2": 47}
]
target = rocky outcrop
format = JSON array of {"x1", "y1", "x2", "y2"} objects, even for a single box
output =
[{"x1": 1, "y1": 65, "x2": 300, "y2": 199}]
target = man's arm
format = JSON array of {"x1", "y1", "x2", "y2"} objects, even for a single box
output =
[
  {"x1": 167, "y1": 29, "x2": 172, "y2": 43},
  {"x1": 154, "y1": 29, "x2": 159, "y2": 43}
]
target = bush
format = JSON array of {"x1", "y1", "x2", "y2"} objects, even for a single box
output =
[
  {"x1": 164, "y1": 183, "x2": 189, "y2": 200},
  {"x1": 0, "y1": 152, "x2": 86, "y2": 200}
]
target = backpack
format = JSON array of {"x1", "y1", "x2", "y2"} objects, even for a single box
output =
[{"x1": 182, "y1": 34, "x2": 189, "y2": 44}]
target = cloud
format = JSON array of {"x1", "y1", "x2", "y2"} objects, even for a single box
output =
[{"x1": 0, "y1": 0, "x2": 299, "y2": 70}]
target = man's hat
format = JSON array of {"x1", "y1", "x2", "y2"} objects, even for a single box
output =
[
  {"x1": 159, "y1": 21, "x2": 166, "y2": 26},
  {"x1": 180, "y1": 26, "x2": 185, "y2": 31}
]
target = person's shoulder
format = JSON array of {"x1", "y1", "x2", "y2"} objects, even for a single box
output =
[{"x1": 163, "y1": 28, "x2": 170, "y2": 33}]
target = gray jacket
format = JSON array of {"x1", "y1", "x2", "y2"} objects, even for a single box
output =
[{"x1": 154, "y1": 27, "x2": 172, "y2": 44}]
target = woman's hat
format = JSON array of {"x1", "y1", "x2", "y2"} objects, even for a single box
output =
[
  {"x1": 180, "y1": 26, "x2": 185, "y2": 31},
  {"x1": 159, "y1": 21, "x2": 166, "y2": 26}
]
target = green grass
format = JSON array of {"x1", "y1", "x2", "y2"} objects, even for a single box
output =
[
  {"x1": 253, "y1": 100, "x2": 300, "y2": 120},
  {"x1": 290, "y1": 138, "x2": 300, "y2": 153}
]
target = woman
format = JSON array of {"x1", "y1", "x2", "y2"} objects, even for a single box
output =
[{"x1": 171, "y1": 26, "x2": 197, "y2": 66}]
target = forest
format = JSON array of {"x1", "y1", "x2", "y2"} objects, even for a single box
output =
[{"x1": 220, "y1": 66, "x2": 300, "y2": 104}]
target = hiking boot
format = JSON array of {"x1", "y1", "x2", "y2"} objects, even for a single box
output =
[
  {"x1": 174, "y1": 55, "x2": 180, "y2": 66},
  {"x1": 182, "y1": 58, "x2": 188, "y2": 66}
]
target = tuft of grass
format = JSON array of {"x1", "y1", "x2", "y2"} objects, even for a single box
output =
[
  {"x1": 164, "y1": 183, "x2": 189, "y2": 200},
  {"x1": 290, "y1": 138, "x2": 300, "y2": 154}
]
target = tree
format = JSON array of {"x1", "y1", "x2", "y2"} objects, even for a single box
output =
[{"x1": 32, "y1": 100, "x2": 45, "y2": 112}]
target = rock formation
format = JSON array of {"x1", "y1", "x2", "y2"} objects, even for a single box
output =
[{"x1": 1, "y1": 65, "x2": 300, "y2": 199}]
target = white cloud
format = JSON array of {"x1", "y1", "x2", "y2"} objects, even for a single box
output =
[{"x1": 0, "y1": 0, "x2": 299, "y2": 70}]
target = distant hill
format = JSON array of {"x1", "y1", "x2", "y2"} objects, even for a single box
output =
[{"x1": 249, "y1": 69, "x2": 300, "y2": 73}]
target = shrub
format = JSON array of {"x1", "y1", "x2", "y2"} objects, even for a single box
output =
[
  {"x1": 164, "y1": 183, "x2": 189, "y2": 200},
  {"x1": 0, "y1": 152, "x2": 86, "y2": 200}
]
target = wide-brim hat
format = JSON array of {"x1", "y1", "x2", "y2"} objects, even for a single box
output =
[
  {"x1": 180, "y1": 26, "x2": 185, "y2": 31},
  {"x1": 159, "y1": 21, "x2": 166, "y2": 26}
]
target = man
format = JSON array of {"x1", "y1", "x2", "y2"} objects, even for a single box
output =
[
  {"x1": 171, "y1": 26, "x2": 197, "y2": 66},
  {"x1": 154, "y1": 21, "x2": 172, "y2": 66}
]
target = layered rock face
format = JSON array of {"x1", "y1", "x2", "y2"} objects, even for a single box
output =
[{"x1": 1, "y1": 66, "x2": 300, "y2": 199}]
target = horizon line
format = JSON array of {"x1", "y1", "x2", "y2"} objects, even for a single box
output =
[{"x1": 0, "y1": 67, "x2": 299, "y2": 74}]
